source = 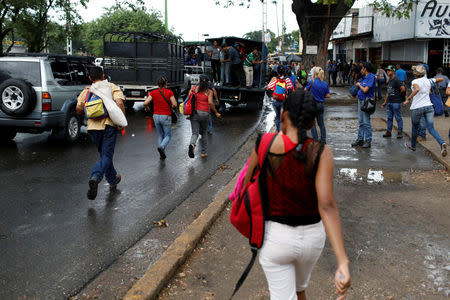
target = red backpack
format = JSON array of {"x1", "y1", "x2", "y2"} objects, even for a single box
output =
[{"x1": 229, "y1": 132, "x2": 277, "y2": 298}]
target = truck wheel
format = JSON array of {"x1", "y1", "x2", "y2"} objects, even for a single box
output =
[
  {"x1": 51, "y1": 110, "x2": 81, "y2": 143},
  {"x1": 0, "y1": 79, "x2": 36, "y2": 117},
  {"x1": 247, "y1": 100, "x2": 262, "y2": 111},
  {"x1": 125, "y1": 101, "x2": 135, "y2": 109},
  {"x1": 0, "y1": 128, "x2": 17, "y2": 141}
]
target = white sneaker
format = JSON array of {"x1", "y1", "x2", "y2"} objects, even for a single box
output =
[{"x1": 441, "y1": 143, "x2": 447, "y2": 157}]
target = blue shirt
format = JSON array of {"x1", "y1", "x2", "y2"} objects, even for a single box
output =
[
  {"x1": 395, "y1": 69, "x2": 407, "y2": 82},
  {"x1": 305, "y1": 78, "x2": 330, "y2": 102},
  {"x1": 228, "y1": 46, "x2": 241, "y2": 65},
  {"x1": 288, "y1": 75, "x2": 297, "y2": 87},
  {"x1": 357, "y1": 73, "x2": 376, "y2": 100}
]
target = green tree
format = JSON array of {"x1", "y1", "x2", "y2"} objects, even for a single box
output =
[
  {"x1": 0, "y1": 0, "x2": 29, "y2": 54},
  {"x1": 243, "y1": 29, "x2": 277, "y2": 52},
  {"x1": 81, "y1": 3, "x2": 170, "y2": 56}
]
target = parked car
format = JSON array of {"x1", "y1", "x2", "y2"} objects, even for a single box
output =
[{"x1": 0, "y1": 53, "x2": 95, "y2": 143}]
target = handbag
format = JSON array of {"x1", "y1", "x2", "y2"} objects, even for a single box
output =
[
  {"x1": 158, "y1": 89, "x2": 178, "y2": 124},
  {"x1": 429, "y1": 80, "x2": 444, "y2": 116},
  {"x1": 360, "y1": 97, "x2": 376, "y2": 115}
]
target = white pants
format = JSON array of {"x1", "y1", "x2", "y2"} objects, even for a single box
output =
[
  {"x1": 259, "y1": 221, "x2": 326, "y2": 300},
  {"x1": 244, "y1": 65, "x2": 253, "y2": 87}
]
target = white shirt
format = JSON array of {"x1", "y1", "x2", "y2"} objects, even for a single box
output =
[{"x1": 410, "y1": 77, "x2": 435, "y2": 110}]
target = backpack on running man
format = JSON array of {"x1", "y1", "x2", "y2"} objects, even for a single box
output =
[
  {"x1": 272, "y1": 77, "x2": 289, "y2": 101},
  {"x1": 229, "y1": 133, "x2": 277, "y2": 299},
  {"x1": 84, "y1": 90, "x2": 108, "y2": 120},
  {"x1": 179, "y1": 87, "x2": 196, "y2": 116}
]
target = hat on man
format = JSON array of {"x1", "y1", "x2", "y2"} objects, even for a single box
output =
[
  {"x1": 412, "y1": 65, "x2": 426, "y2": 76},
  {"x1": 385, "y1": 65, "x2": 395, "y2": 72}
]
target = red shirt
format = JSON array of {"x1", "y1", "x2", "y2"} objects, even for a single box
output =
[
  {"x1": 149, "y1": 88, "x2": 174, "y2": 116},
  {"x1": 195, "y1": 91, "x2": 210, "y2": 112}
]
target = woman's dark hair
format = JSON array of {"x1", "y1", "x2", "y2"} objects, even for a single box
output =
[
  {"x1": 277, "y1": 65, "x2": 286, "y2": 76},
  {"x1": 89, "y1": 66, "x2": 104, "y2": 81},
  {"x1": 198, "y1": 76, "x2": 209, "y2": 92},
  {"x1": 282, "y1": 90, "x2": 318, "y2": 161},
  {"x1": 157, "y1": 76, "x2": 168, "y2": 88},
  {"x1": 362, "y1": 62, "x2": 373, "y2": 73}
]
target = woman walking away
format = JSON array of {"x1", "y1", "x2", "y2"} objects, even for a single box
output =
[
  {"x1": 188, "y1": 76, "x2": 221, "y2": 158},
  {"x1": 243, "y1": 90, "x2": 351, "y2": 300},
  {"x1": 376, "y1": 64, "x2": 388, "y2": 100},
  {"x1": 305, "y1": 67, "x2": 331, "y2": 143},
  {"x1": 144, "y1": 76, "x2": 177, "y2": 160},
  {"x1": 404, "y1": 65, "x2": 447, "y2": 157}
]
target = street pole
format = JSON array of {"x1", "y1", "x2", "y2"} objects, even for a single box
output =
[
  {"x1": 66, "y1": 0, "x2": 72, "y2": 55},
  {"x1": 164, "y1": 0, "x2": 168, "y2": 31},
  {"x1": 282, "y1": 0, "x2": 285, "y2": 55},
  {"x1": 323, "y1": 3, "x2": 330, "y2": 67}
]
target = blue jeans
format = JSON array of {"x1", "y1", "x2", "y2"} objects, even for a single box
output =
[
  {"x1": 311, "y1": 101, "x2": 326, "y2": 143},
  {"x1": 377, "y1": 78, "x2": 385, "y2": 99},
  {"x1": 89, "y1": 125, "x2": 118, "y2": 184},
  {"x1": 419, "y1": 116, "x2": 427, "y2": 138},
  {"x1": 272, "y1": 99, "x2": 283, "y2": 132},
  {"x1": 410, "y1": 105, "x2": 444, "y2": 148},
  {"x1": 357, "y1": 99, "x2": 372, "y2": 142},
  {"x1": 153, "y1": 114, "x2": 172, "y2": 150},
  {"x1": 386, "y1": 102, "x2": 403, "y2": 132},
  {"x1": 222, "y1": 62, "x2": 231, "y2": 83},
  {"x1": 208, "y1": 111, "x2": 212, "y2": 132}
]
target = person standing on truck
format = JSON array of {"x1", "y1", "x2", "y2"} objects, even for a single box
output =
[
  {"x1": 207, "y1": 40, "x2": 221, "y2": 83},
  {"x1": 229, "y1": 43, "x2": 242, "y2": 87},
  {"x1": 188, "y1": 76, "x2": 221, "y2": 158},
  {"x1": 220, "y1": 44, "x2": 231, "y2": 86},
  {"x1": 243, "y1": 48, "x2": 258, "y2": 88},
  {"x1": 143, "y1": 76, "x2": 177, "y2": 160},
  {"x1": 267, "y1": 66, "x2": 294, "y2": 131},
  {"x1": 76, "y1": 66, "x2": 126, "y2": 200}
]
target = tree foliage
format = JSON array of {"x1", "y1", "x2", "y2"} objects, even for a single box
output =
[
  {"x1": 1, "y1": 0, "x2": 88, "y2": 54},
  {"x1": 80, "y1": 2, "x2": 170, "y2": 56}
]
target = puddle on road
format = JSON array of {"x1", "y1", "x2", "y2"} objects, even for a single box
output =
[{"x1": 336, "y1": 168, "x2": 408, "y2": 185}]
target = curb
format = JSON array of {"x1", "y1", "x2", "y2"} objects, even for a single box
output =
[
  {"x1": 379, "y1": 118, "x2": 450, "y2": 171},
  {"x1": 123, "y1": 170, "x2": 241, "y2": 300}
]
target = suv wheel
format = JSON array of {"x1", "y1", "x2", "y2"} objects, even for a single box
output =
[
  {"x1": 0, "y1": 79, "x2": 36, "y2": 117},
  {"x1": 0, "y1": 128, "x2": 17, "y2": 141},
  {"x1": 51, "y1": 110, "x2": 81, "y2": 143}
]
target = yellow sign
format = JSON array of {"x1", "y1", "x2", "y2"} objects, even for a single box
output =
[{"x1": 2, "y1": 40, "x2": 26, "y2": 46}]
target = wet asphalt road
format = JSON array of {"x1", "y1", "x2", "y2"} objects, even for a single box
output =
[
  {"x1": 0, "y1": 96, "x2": 442, "y2": 299},
  {"x1": 0, "y1": 102, "x2": 263, "y2": 299}
]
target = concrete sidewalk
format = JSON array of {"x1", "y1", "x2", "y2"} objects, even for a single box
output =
[
  {"x1": 379, "y1": 114, "x2": 450, "y2": 171},
  {"x1": 122, "y1": 107, "x2": 450, "y2": 300}
]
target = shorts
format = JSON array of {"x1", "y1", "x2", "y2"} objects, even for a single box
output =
[{"x1": 258, "y1": 220, "x2": 326, "y2": 300}]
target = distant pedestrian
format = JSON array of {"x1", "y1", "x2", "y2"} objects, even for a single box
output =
[
  {"x1": 433, "y1": 67, "x2": 450, "y2": 117},
  {"x1": 305, "y1": 66, "x2": 330, "y2": 143},
  {"x1": 266, "y1": 66, "x2": 294, "y2": 131},
  {"x1": 143, "y1": 76, "x2": 177, "y2": 160},
  {"x1": 395, "y1": 64, "x2": 407, "y2": 83},
  {"x1": 76, "y1": 66, "x2": 126, "y2": 200},
  {"x1": 188, "y1": 76, "x2": 221, "y2": 158},
  {"x1": 404, "y1": 65, "x2": 447, "y2": 157},
  {"x1": 307, "y1": 61, "x2": 315, "y2": 82},
  {"x1": 381, "y1": 65, "x2": 405, "y2": 139},
  {"x1": 376, "y1": 64, "x2": 388, "y2": 100},
  {"x1": 351, "y1": 62, "x2": 376, "y2": 148},
  {"x1": 242, "y1": 90, "x2": 351, "y2": 300}
]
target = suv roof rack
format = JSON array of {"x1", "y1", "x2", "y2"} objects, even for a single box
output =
[{"x1": 2, "y1": 53, "x2": 95, "y2": 64}]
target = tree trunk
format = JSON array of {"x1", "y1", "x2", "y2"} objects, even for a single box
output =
[{"x1": 291, "y1": 0, "x2": 354, "y2": 69}]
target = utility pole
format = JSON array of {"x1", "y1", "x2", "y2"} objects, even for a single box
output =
[
  {"x1": 281, "y1": 0, "x2": 285, "y2": 55},
  {"x1": 66, "y1": 0, "x2": 72, "y2": 55},
  {"x1": 273, "y1": 1, "x2": 280, "y2": 53},
  {"x1": 164, "y1": 0, "x2": 168, "y2": 31}
]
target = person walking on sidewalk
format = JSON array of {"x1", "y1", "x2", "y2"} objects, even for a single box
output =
[
  {"x1": 188, "y1": 76, "x2": 221, "y2": 158},
  {"x1": 376, "y1": 64, "x2": 388, "y2": 101},
  {"x1": 76, "y1": 67, "x2": 126, "y2": 200},
  {"x1": 351, "y1": 62, "x2": 376, "y2": 148},
  {"x1": 404, "y1": 65, "x2": 447, "y2": 157},
  {"x1": 434, "y1": 67, "x2": 450, "y2": 117},
  {"x1": 266, "y1": 66, "x2": 294, "y2": 132},
  {"x1": 305, "y1": 66, "x2": 330, "y2": 143},
  {"x1": 381, "y1": 65, "x2": 405, "y2": 139},
  {"x1": 143, "y1": 76, "x2": 177, "y2": 160},
  {"x1": 243, "y1": 90, "x2": 351, "y2": 300}
]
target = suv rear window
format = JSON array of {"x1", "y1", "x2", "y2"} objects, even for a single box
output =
[{"x1": 0, "y1": 61, "x2": 41, "y2": 86}]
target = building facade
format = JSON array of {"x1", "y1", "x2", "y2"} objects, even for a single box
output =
[{"x1": 330, "y1": 0, "x2": 450, "y2": 75}]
